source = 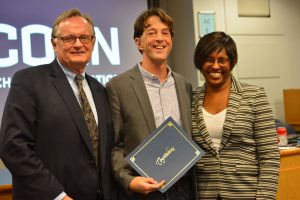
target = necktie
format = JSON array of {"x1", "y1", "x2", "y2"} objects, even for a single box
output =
[{"x1": 74, "y1": 74, "x2": 99, "y2": 166}]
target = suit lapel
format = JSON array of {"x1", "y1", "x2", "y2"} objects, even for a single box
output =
[
  {"x1": 87, "y1": 76, "x2": 107, "y2": 170},
  {"x1": 50, "y1": 60, "x2": 94, "y2": 156},
  {"x1": 194, "y1": 86, "x2": 218, "y2": 154},
  {"x1": 219, "y1": 76, "x2": 242, "y2": 151},
  {"x1": 129, "y1": 66, "x2": 156, "y2": 132},
  {"x1": 173, "y1": 73, "x2": 191, "y2": 134}
]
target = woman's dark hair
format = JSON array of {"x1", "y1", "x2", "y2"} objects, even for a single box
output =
[{"x1": 194, "y1": 31, "x2": 238, "y2": 71}]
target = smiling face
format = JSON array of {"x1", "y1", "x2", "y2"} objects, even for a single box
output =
[
  {"x1": 135, "y1": 16, "x2": 172, "y2": 66},
  {"x1": 51, "y1": 16, "x2": 95, "y2": 74},
  {"x1": 202, "y1": 48, "x2": 232, "y2": 90}
]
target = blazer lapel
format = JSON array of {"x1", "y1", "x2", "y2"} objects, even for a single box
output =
[
  {"x1": 50, "y1": 60, "x2": 94, "y2": 156},
  {"x1": 87, "y1": 76, "x2": 107, "y2": 170},
  {"x1": 194, "y1": 85, "x2": 218, "y2": 155},
  {"x1": 219, "y1": 76, "x2": 242, "y2": 151},
  {"x1": 173, "y1": 73, "x2": 191, "y2": 134},
  {"x1": 129, "y1": 66, "x2": 156, "y2": 132}
]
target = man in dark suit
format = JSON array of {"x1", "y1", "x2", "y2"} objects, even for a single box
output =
[
  {"x1": 0, "y1": 9, "x2": 115, "y2": 200},
  {"x1": 106, "y1": 8, "x2": 197, "y2": 200}
]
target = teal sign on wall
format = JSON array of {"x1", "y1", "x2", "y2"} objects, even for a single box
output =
[{"x1": 198, "y1": 12, "x2": 215, "y2": 37}]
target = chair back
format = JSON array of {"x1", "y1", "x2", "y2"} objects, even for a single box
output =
[{"x1": 0, "y1": 184, "x2": 12, "y2": 200}]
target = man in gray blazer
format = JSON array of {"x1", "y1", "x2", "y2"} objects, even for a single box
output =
[{"x1": 106, "y1": 8, "x2": 196, "y2": 200}]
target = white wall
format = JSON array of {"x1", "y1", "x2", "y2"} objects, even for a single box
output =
[{"x1": 164, "y1": 0, "x2": 300, "y2": 122}]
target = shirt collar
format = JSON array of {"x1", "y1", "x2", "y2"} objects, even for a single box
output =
[
  {"x1": 138, "y1": 62, "x2": 172, "y2": 83},
  {"x1": 57, "y1": 58, "x2": 86, "y2": 82}
]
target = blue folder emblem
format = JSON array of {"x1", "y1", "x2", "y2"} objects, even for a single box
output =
[{"x1": 126, "y1": 117, "x2": 205, "y2": 193}]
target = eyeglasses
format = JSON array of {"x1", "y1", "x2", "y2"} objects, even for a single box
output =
[
  {"x1": 53, "y1": 35, "x2": 95, "y2": 44},
  {"x1": 204, "y1": 58, "x2": 230, "y2": 66}
]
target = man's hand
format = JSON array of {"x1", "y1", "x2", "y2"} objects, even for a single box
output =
[
  {"x1": 129, "y1": 176, "x2": 165, "y2": 195},
  {"x1": 62, "y1": 195, "x2": 73, "y2": 200}
]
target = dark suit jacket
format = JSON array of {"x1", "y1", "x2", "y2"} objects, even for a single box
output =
[
  {"x1": 106, "y1": 65, "x2": 196, "y2": 200},
  {"x1": 0, "y1": 60, "x2": 115, "y2": 200}
]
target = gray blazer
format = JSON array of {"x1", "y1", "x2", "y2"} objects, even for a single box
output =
[
  {"x1": 192, "y1": 75, "x2": 280, "y2": 200},
  {"x1": 106, "y1": 65, "x2": 193, "y2": 199}
]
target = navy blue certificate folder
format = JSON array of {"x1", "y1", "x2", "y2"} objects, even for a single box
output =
[{"x1": 125, "y1": 117, "x2": 205, "y2": 193}]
